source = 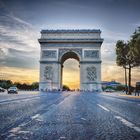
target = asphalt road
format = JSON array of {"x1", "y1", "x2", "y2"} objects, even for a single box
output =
[{"x1": 0, "y1": 91, "x2": 140, "y2": 140}]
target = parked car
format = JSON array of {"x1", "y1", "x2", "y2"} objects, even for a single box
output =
[
  {"x1": 8, "y1": 87, "x2": 18, "y2": 94},
  {"x1": 104, "y1": 89, "x2": 115, "y2": 92},
  {"x1": 0, "y1": 87, "x2": 5, "y2": 92}
]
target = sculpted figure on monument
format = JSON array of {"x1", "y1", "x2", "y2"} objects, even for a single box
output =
[{"x1": 44, "y1": 66, "x2": 53, "y2": 80}]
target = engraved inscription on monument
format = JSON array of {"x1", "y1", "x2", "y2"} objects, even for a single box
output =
[
  {"x1": 84, "y1": 50, "x2": 99, "y2": 58},
  {"x1": 42, "y1": 50, "x2": 57, "y2": 58}
]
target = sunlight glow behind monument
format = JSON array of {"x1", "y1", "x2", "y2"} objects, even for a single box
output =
[{"x1": 62, "y1": 59, "x2": 80, "y2": 89}]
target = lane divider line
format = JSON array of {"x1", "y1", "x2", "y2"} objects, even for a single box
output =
[
  {"x1": 31, "y1": 114, "x2": 40, "y2": 119},
  {"x1": 97, "y1": 104, "x2": 110, "y2": 112},
  {"x1": 81, "y1": 118, "x2": 86, "y2": 121},
  {"x1": 114, "y1": 116, "x2": 140, "y2": 133},
  {"x1": 0, "y1": 96, "x2": 40, "y2": 104}
]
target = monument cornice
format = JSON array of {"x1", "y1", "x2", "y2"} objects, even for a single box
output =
[
  {"x1": 41, "y1": 29, "x2": 101, "y2": 33},
  {"x1": 40, "y1": 60, "x2": 61, "y2": 64},
  {"x1": 40, "y1": 60, "x2": 102, "y2": 64},
  {"x1": 38, "y1": 38, "x2": 104, "y2": 43}
]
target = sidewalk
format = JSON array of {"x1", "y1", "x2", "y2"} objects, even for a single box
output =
[
  {"x1": 102, "y1": 91, "x2": 140, "y2": 99},
  {"x1": 119, "y1": 92, "x2": 140, "y2": 99}
]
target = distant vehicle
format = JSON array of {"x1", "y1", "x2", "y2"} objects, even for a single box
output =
[
  {"x1": 104, "y1": 89, "x2": 115, "y2": 92},
  {"x1": 8, "y1": 87, "x2": 18, "y2": 94},
  {"x1": 0, "y1": 87, "x2": 5, "y2": 92}
]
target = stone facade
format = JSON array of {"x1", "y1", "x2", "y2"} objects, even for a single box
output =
[{"x1": 38, "y1": 29, "x2": 103, "y2": 91}]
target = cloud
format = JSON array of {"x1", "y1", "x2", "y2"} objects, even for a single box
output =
[
  {"x1": 131, "y1": 22, "x2": 140, "y2": 28},
  {"x1": 101, "y1": 42, "x2": 116, "y2": 63},
  {"x1": 101, "y1": 62, "x2": 140, "y2": 86},
  {"x1": 63, "y1": 59, "x2": 79, "y2": 72},
  {"x1": 102, "y1": 29, "x2": 129, "y2": 42},
  {"x1": 101, "y1": 28, "x2": 130, "y2": 64},
  {"x1": 0, "y1": 2, "x2": 40, "y2": 69},
  {"x1": 52, "y1": 0, "x2": 89, "y2": 10},
  {"x1": 0, "y1": 48, "x2": 39, "y2": 69},
  {"x1": 0, "y1": 66, "x2": 39, "y2": 83}
]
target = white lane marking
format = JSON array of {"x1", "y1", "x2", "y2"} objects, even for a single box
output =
[
  {"x1": 81, "y1": 117, "x2": 86, "y2": 121},
  {"x1": 8, "y1": 126, "x2": 32, "y2": 139},
  {"x1": 29, "y1": 101, "x2": 63, "y2": 122},
  {"x1": 18, "y1": 131, "x2": 31, "y2": 134},
  {"x1": 115, "y1": 116, "x2": 140, "y2": 132},
  {"x1": 97, "y1": 104, "x2": 110, "y2": 112},
  {"x1": 0, "y1": 96, "x2": 40, "y2": 105},
  {"x1": 9, "y1": 127, "x2": 21, "y2": 133},
  {"x1": 31, "y1": 114, "x2": 40, "y2": 119},
  {"x1": 19, "y1": 122, "x2": 30, "y2": 127},
  {"x1": 7, "y1": 133, "x2": 16, "y2": 138},
  {"x1": 35, "y1": 118, "x2": 44, "y2": 122},
  {"x1": 59, "y1": 136, "x2": 66, "y2": 140}
]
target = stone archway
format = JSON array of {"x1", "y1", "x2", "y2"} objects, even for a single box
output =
[
  {"x1": 38, "y1": 29, "x2": 103, "y2": 91},
  {"x1": 60, "y1": 51, "x2": 80, "y2": 89}
]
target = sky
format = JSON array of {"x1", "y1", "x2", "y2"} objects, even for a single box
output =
[{"x1": 0, "y1": 0, "x2": 140, "y2": 88}]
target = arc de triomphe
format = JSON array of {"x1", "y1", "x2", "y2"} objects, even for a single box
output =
[{"x1": 38, "y1": 29, "x2": 103, "y2": 91}]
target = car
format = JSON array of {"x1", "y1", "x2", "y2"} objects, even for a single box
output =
[
  {"x1": 8, "y1": 87, "x2": 18, "y2": 94},
  {"x1": 0, "y1": 87, "x2": 5, "y2": 92},
  {"x1": 104, "y1": 89, "x2": 115, "y2": 92}
]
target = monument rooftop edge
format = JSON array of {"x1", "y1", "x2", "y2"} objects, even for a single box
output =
[
  {"x1": 39, "y1": 29, "x2": 103, "y2": 41},
  {"x1": 38, "y1": 38, "x2": 104, "y2": 43},
  {"x1": 41, "y1": 29, "x2": 101, "y2": 33}
]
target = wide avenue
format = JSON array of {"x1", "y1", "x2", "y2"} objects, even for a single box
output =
[{"x1": 0, "y1": 91, "x2": 140, "y2": 140}]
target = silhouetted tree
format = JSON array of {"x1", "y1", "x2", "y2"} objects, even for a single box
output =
[
  {"x1": 62, "y1": 85, "x2": 70, "y2": 91},
  {"x1": 116, "y1": 27, "x2": 140, "y2": 94},
  {"x1": 116, "y1": 40, "x2": 129, "y2": 94},
  {"x1": 0, "y1": 80, "x2": 13, "y2": 89}
]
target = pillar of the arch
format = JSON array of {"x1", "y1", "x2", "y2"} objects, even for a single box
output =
[
  {"x1": 80, "y1": 62, "x2": 102, "y2": 92},
  {"x1": 60, "y1": 65, "x2": 63, "y2": 90},
  {"x1": 52, "y1": 63, "x2": 61, "y2": 90},
  {"x1": 39, "y1": 62, "x2": 61, "y2": 91}
]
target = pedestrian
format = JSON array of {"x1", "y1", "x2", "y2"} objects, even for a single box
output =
[{"x1": 135, "y1": 82, "x2": 139, "y2": 96}]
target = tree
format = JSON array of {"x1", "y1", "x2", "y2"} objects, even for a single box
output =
[
  {"x1": 62, "y1": 85, "x2": 70, "y2": 91},
  {"x1": 127, "y1": 27, "x2": 140, "y2": 94},
  {"x1": 130, "y1": 27, "x2": 140, "y2": 65},
  {"x1": 116, "y1": 40, "x2": 129, "y2": 94},
  {"x1": 0, "y1": 80, "x2": 13, "y2": 89},
  {"x1": 31, "y1": 82, "x2": 39, "y2": 90},
  {"x1": 116, "y1": 27, "x2": 140, "y2": 94}
]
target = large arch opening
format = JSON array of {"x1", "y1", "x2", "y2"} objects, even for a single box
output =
[{"x1": 60, "y1": 51, "x2": 80, "y2": 90}]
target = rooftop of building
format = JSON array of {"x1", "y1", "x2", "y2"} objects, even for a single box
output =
[{"x1": 41, "y1": 29, "x2": 101, "y2": 33}]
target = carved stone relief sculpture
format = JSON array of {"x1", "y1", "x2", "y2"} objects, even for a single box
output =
[
  {"x1": 59, "y1": 48, "x2": 82, "y2": 58},
  {"x1": 84, "y1": 50, "x2": 99, "y2": 58},
  {"x1": 44, "y1": 66, "x2": 53, "y2": 80},
  {"x1": 42, "y1": 50, "x2": 57, "y2": 58},
  {"x1": 86, "y1": 66, "x2": 97, "y2": 81}
]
